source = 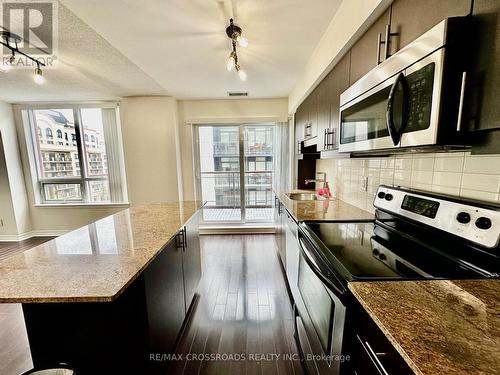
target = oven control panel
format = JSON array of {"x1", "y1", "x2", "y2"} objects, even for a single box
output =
[{"x1": 374, "y1": 186, "x2": 500, "y2": 249}]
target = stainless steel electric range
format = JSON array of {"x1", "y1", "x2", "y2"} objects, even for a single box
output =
[{"x1": 293, "y1": 185, "x2": 500, "y2": 375}]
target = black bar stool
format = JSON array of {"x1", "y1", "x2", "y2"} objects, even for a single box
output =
[{"x1": 21, "y1": 363, "x2": 75, "y2": 375}]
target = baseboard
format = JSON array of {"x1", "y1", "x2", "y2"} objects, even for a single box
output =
[
  {"x1": 0, "y1": 229, "x2": 69, "y2": 242},
  {"x1": 199, "y1": 226, "x2": 276, "y2": 235},
  {"x1": 32, "y1": 229, "x2": 69, "y2": 237}
]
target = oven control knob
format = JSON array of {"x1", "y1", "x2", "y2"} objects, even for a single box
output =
[
  {"x1": 384, "y1": 194, "x2": 393, "y2": 201},
  {"x1": 372, "y1": 249, "x2": 380, "y2": 256},
  {"x1": 475, "y1": 217, "x2": 492, "y2": 230},
  {"x1": 378, "y1": 253, "x2": 387, "y2": 261},
  {"x1": 377, "y1": 192, "x2": 386, "y2": 199},
  {"x1": 456, "y1": 212, "x2": 471, "y2": 224}
]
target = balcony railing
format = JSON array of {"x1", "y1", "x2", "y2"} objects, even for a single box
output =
[
  {"x1": 213, "y1": 142, "x2": 239, "y2": 155},
  {"x1": 244, "y1": 145, "x2": 273, "y2": 156}
]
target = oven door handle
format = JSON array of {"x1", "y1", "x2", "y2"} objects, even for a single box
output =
[
  {"x1": 298, "y1": 237, "x2": 347, "y2": 296},
  {"x1": 386, "y1": 72, "x2": 409, "y2": 146}
]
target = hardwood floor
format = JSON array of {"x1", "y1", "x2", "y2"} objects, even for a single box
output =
[
  {"x1": 0, "y1": 235, "x2": 301, "y2": 375},
  {"x1": 0, "y1": 238, "x2": 53, "y2": 375},
  {"x1": 170, "y1": 235, "x2": 303, "y2": 375},
  {"x1": 0, "y1": 237, "x2": 54, "y2": 262}
]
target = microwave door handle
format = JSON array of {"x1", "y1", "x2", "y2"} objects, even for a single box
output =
[{"x1": 386, "y1": 72, "x2": 409, "y2": 146}]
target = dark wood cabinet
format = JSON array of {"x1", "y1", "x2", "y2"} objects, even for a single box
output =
[
  {"x1": 295, "y1": 102, "x2": 307, "y2": 151},
  {"x1": 344, "y1": 297, "x2": 414, "y2": 375},
  {"x1": 144, "y1": 238, "x2": 185, "y2": 354},
  {"x1": 390, "y1": 0, "x2": 471, "y2": 51},
  {"x1": 274, "y1": 197, "x2": 286, "y2": 266},
  {"x1": 303, "y1": 90, "x2": 319, "y2": 141},
  {"x1": 463, "y1": 0, "x2": 500, "y2": 153},
  {"x1": 349, "y1": 9, "x2": 391, "y2": 84},
  {"x1": 182, "y1": 210, "x2": 201, "y2": 314},
  {"x1": 329, "y1": 52, "x2": 351, "y2": 150},
  {"x1": 144, "y1": 211, "x2": 201, "y2": 354},
  {"x1": 310, "y1": 89, "x2": 319, "y2": 139},
  {"x1": 294, "y1": 0, "x2": 500, "y2": 156},
  {"x1": 316, "y1": 75, "x2": 331, "y2": 151}
]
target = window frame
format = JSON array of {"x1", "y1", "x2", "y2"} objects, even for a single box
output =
[{"x1": 21, "y1": 102, "x2": 128, "y2": 206}]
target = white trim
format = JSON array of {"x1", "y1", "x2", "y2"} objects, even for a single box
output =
[
  {"x1": 0, "y1": 229, "x2": 70, "y2": 242},
  {"x1": 13, "y1": 101, "x2": 120, "y2": 109},
  {"x1": 34, "y1": 203, "x2": 129, "y2": 208},
  {"x1": 199, "y1": 226, "x2": 276, "y2": 235},
  {"x1": 185, "y1": 116, "x2": 284, "y2": 124},
  {"x1": 17, "y1": 104, "x2": 128, "y2": 205},
  {"x1": 173, "y1": 103, "x2": 184, "y2": 202}
]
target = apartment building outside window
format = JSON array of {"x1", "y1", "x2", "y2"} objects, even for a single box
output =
[
  {"x1": 22, "y1": 105, "x2": 127, "y2": 204},
  {"x1": 196, "y1": 124, "x2": 275, "y2": 223}
]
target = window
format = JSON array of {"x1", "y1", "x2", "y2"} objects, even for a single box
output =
[{"x1": 24, "y1": 106, "x2": 127, "y2": 204}]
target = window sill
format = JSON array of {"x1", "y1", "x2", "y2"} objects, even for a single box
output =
[{"x1": 34, "y1": 202, "x2": 130, "y2": 209}]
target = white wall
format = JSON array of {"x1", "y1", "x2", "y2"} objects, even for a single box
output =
[
  {"x1": 4, "y1": 96, "x2": 287, "y2": 234},
  {"x1": 177, "y1": 98, "x2": 289, "y2": 201},
  {"x1": 121, "y1": 96, "x2": 181, "y2": 203},
  {"x1": 288, "y1": 0, "x2": 392, "y2": 112},
  {"x1": 0, "y1": 135, "x2": 19, "y2": 236},
  {"x1": 0, "y1": 101, "x2": 32, "y2": 236}
]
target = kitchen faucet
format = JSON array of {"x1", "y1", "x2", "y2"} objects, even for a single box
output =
[{"x1": 305, "y1": 172, "x2": 327, "y2": 189}]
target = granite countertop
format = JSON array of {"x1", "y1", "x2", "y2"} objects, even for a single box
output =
[
  {"x1": 349, "y1": 280, "x2": 500, "y2": 375},
  {"x1": 0, "y1": 201, "x2": 203, "y2": 303},
  {"x1": 277, "y1": 190, "x2": 374, "y2": 222}
]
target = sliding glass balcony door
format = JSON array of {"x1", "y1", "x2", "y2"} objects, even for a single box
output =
[{"x1": 195, "y1": 124, "x2": 274, "y2": 224}]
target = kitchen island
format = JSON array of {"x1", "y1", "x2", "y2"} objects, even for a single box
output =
[
  {"x1": 0, "y1": 201, "x2": 203, "y2": 374},
  {"x1": 349, "y1": 280, "x2": 500, "y2": 375}
]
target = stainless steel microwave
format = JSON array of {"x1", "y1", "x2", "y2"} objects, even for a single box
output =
[{"x1": 339, "y1": 17, "x2": 469, "y2": 153}]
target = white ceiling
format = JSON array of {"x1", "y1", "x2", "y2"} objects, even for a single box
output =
[
  {"x1": 1, "y1": 0, "x2": 342, "y2": 102},
  {"x1": 0, "y1": 3, "x2": 167, "y2": 103}
]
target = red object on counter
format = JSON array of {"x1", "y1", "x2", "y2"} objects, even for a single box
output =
[{"x1": 317, "y1": 182, "x2": 331, "y2": 198}]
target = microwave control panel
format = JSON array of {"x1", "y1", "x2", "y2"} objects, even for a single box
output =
[
  {"x1": 406, "y1": 62, "x2": 435, "y2": 133},
  {"x1": 374, "y1": 186, "x2": 500, "y2": 249}
]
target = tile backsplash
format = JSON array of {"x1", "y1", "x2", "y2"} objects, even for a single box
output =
[{"x1": 316, "y1": 152, "x2": 500, "y2": 213}]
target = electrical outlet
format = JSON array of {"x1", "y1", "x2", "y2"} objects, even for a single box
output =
[{"x1": 361, "y1": 177, "x2": 369, "y2": 192}]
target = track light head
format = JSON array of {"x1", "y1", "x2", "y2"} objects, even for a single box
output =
[
  {"x1": 34, "y1": 64, "x2": 45, "y2": 84},
  {"x1": 225, "y1": 19, "x2": 248, "y2": 80}
]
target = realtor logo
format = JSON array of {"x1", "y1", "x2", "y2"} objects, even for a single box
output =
[{"x1": 1, "y1": 0, "x2": 58, "y2": 67}]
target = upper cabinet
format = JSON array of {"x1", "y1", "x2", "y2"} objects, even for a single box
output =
[
  {"x1": 295, "y1": 101, "x2": 307, "y2": 152},
  {"x1": 316, "y1": 75, "x2": 331, "y2": 151},
  {"x1": 349, "y1": 9, "x2": 391, "y2": 84},
  {"x1": 294, "y1": 0, "x2": 500, "y2": 156},
  {"x1": 295, "y1": 88, "x2": 319, "y2": 151},
  {"x1": 329, "y1": 52, "x2": 351, "y2": 151},
  {"x1": 390, "y1": 0, "x2": 472, "y2": 51},
  {"x1": 464, "y1": 0, "x2": 500, "y2": 133},
  {"x1": 306, "y1": 90, "x2": 319, "y2": 141},
  {"x1": 461, "y1": 0, "x2": 500, "y2": 153}
]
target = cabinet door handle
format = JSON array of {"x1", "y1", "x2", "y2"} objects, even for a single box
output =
[
  {"x1": 377, "y1": 24, "x2": 398, "y2": 64},
  {"x1": 377, "y1": 32, "x2": 384, "y2": 64},
  {"x1": 183, "y1": 226, "x2": 187, "y2": 250},
  {"x1": 364, "y1": 340, "x2": 389, "y2": 375},
  {"x1": 383, "y1": 24, "x2": 391, "y2": 60},
  {"x1": 456, "y1": 71, "x2": 467, "y2": 131}
]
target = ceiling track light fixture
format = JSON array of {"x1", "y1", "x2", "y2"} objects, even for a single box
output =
[
  {"x1": 0, "y1": 30, "x2": 46, "y2": 84},
  {"x1": 225, "y1": 18, "x2": 248, "y2": 81}
]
